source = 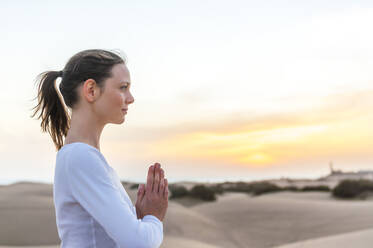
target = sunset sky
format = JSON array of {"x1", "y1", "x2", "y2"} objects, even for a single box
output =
[{"x1": 1, "y1": 1, "x2": 372, "y2": 185}]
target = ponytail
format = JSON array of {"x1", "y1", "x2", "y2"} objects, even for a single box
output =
[{"x1": 31, "y1": 71, "x2": 70, "y2": 151}]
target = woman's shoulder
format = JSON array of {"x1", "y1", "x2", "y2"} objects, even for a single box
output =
[
  {"x1": 58, "y1": 142, "x2": 108, "y2": 169},
  {"x1": 59, "y1": 142, "x2": 100, "y2": 153}
]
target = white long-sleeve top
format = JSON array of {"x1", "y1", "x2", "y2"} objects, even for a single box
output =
[{"x1": 53, "y1": 142, "x2": 163, "y2": 248}]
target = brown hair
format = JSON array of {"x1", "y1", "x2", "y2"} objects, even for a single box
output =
[{"x1": 31, "y1": 49, "x2": 126, "y2": 151}]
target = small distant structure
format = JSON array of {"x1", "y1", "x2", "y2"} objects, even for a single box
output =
[
  {"x1": 325, "y1": 161, "x2": 373, "y2": 181},
  {"x1": 329, "y1": 161, "x2": 342, "y2": 175}
]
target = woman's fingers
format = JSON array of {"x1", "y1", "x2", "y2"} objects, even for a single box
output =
[
  {"x1": 160, "y1": 169, "x2": 164, "y2": 182},
  {"x1": 159, "y1": 178, "x2": 165, "y2": 194},
  {"x1": 157, "y1": 168, "x2": 165, "y2": 194},
  {"x1": 146, "y1": 165, "x2": 154, "y2": 192},
  {"x1": 164, "y1": 178, "x2": 168, "y2": 198},
  {"x1": 136, "y1": 184, "x2": 145, "y2": 219},
  {"x1": 153, "y1": 163, "x2": 160, "y2": 193},
  {"x1": 137, "y1": 184, "x2": 145, "y2": 196},
  {"x1": 137, "y1": 184, "x2": 143, "y2": 196},
  {"x1": 137, "y1": 184, "x2": 145, "y2": 200},
  {"x1": 146, "y1": 162, "x2": 166, "y2": 194}
]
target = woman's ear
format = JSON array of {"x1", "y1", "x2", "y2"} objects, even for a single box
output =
[{"x1": 82, "y1": 79, "x2": 101, "y2": 103}]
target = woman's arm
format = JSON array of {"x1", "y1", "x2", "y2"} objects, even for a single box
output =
[{"x1": 66, "y1": 146, "x2": 163, "y2": 248}]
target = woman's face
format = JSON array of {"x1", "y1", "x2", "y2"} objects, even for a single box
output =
[{"x1": 94, "y1": 63, "x2": 134, "y2": 125}]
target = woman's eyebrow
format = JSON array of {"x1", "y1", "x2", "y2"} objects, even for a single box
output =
[{"x1": 121, "y1": 81, "x2": 131, "y2": 85}]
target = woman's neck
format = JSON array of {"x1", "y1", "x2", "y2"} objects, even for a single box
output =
[{"x1": 64, "y1": 109, "x2": 105, "y2": 151}]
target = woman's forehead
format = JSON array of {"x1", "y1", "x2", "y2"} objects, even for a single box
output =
[{"x1": 111, "y1": 64, "x2": 131, "y2": 83}]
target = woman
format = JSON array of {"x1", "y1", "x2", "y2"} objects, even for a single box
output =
[{"x1": 31, "y1": 49, "x2": 168, "y2": 247}]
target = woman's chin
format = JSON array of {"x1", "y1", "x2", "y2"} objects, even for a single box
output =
[
  {"x1": 119, "y1": 116, "x2": 125, "y2": 124},
  {"x1": 110, "y1": 117, "x2": 125, "y2": 125}
]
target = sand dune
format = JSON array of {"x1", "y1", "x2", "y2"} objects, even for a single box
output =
[
  {"x1": 0, "y1": 246, "x2": 58, "y2": 248},
  {"x1": 162, "y1": 236, "x2": 221, "y2": 248},
  {"x1": 2, "y1": 182, "x2": 373, "y2": 247},
  {"x1": 275, "y1": 228, "x2": 373, "y2": 248},
  {"x1": 0, "y1": 182, "x2": 59, "y2": 245},
  {"x1": 192, "y1": 191, "x2": 373, "y2": 247},
  {"x1": 0, "y1": 236, "x2": 221, "y2": 248}
]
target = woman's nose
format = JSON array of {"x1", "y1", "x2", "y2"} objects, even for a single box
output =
[{"x1": 126, "y1": 92, "x2": 135, "y2": 104}]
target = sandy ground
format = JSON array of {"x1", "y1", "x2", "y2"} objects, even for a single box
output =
[
  {"x1": 275, "y1": 228, "x2": 373, "y2": 248},
  {"x1": 1, "y1": 182, "x2": 373, "y2": 247}
]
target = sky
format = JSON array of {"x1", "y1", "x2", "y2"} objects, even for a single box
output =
[{"x1": 0, "y1": 0, "x2": 373, "y2": 185}]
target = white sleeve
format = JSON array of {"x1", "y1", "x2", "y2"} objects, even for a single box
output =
[{"x1": 66, "y1": 146, "x2": 163, "y2": 248}]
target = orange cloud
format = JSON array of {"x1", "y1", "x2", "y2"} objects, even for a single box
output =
[{"x1": 140, "y1": 89, "x2": 373, "y2": 168}]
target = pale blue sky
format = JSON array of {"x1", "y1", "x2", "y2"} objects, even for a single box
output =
[{"x1": 1, "y1": 1, "x2": 373, "y2": 185}]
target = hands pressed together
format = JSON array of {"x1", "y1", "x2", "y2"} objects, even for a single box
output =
[{"x1": 135, "y1": 163, "x2": 169, "y2": 222}]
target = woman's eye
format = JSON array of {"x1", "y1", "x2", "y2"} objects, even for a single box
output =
[{"x1": 121, "y1": 86, "x2": 128, "y2": 90}]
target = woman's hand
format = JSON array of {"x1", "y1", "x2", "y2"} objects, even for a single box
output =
[
  {"x1": 135, "y1": 163, "x2": 168, "y2": 221},
  {"x1": 135, "y1": 184, "x2": 146, "y2": 219}
]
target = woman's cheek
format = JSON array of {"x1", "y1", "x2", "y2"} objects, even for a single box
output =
[{"x1": 114, "y1": 92, "x2": 124, "y2": 106}]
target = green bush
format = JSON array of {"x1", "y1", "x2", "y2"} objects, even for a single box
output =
[
  {"x1": 301, "y1": 185, "x2": 330, "y2": 192},
  {"x1": 219, "y1": 181, "x2": 282, "y2": 195},
  {"x1": 130, "y1": 183, "x2": 139, "y2": 189},
  {"x1": 208, "y1": 184, "x2": 225, "y2": 195},
  {"x1": 121, "y1": 181, "x2": 130, "y2": 187},
  {"x1": 333, "y1": 179, "x2": 373, "y2": 199},
  {"x1": 283, "y1": 186, "x2": 299, "y2": 191},
  {"x1": 250, "y1": 182, "x2": 281, "y2": 196},
  {"x1": 190, "y1": 184, "x2": 216, "y2": 201},
  {"x1": 169, "y1": 185, "x2": 189, "y2": 199},
  {"x1": 222, "y1": 182, "x2": 251, "y2": 193}
]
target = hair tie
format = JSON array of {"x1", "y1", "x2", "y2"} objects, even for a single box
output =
[{"x1": 58, "y1": 71, "x2": 64, "y2": 77}]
